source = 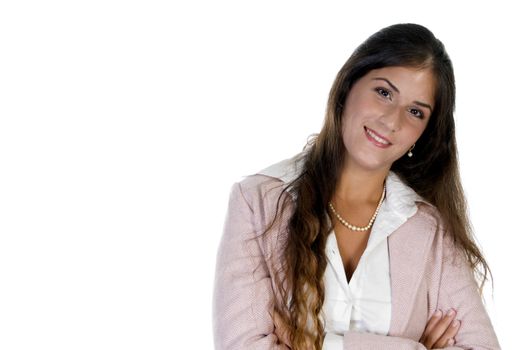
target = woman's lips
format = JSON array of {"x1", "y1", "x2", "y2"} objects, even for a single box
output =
[{"x1": 364, "y1": 126, "x2": 392, "y2": 148}]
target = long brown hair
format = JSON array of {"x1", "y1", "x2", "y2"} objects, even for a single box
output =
[{"x1": 259, "y1": 23, "x2": 493, "y2": 349}]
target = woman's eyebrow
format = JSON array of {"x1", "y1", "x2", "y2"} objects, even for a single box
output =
[
  {"x1": 414, "y1": 101, "x2": 433, "y2": 113},
  {"x1": 372, "y1": 77, "x2": 433, "y2": 113},
  {"x1": 373, "y1": 77, "x2": 400, "y2": 93}
]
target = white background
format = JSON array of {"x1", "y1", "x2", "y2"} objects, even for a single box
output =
[{"x1": 0, "y1": 1, "x2": 523, "y2": 349}]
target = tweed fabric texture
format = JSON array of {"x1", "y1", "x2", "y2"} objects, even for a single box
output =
[{"x1": 212, "y1": 174, "x2": 500, "y2": 349}]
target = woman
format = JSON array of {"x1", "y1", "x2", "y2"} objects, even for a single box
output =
[{"x1": 213, "y1": 23, "x2": 500, "y2": 349}]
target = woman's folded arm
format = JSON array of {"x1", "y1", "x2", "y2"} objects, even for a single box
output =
[{"x1": 213, "y1": 181, "x2": 289, "y2": 350}]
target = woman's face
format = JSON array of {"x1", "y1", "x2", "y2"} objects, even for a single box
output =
[{"x1": 341, "y1": 66, "x2": 435, "y2": 172}]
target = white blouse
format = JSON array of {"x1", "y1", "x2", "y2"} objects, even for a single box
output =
[{"x1": 256, "y1": 152, "x2": 424, "y2": 349}]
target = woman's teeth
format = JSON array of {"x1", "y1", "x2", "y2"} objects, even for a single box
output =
[{"x1": 366, "y1": 128, "x2": 390, "y2": 145}]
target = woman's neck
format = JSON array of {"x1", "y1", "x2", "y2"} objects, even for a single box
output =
[{"x1": 334, "y1": 163, "x2": 388, "y2": 205}]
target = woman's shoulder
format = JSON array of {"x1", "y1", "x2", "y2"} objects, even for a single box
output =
[
  {"x1": 411, "y1": 201, "x2": 464, "y2": 264},
  {"x1": 230, "y1": 173, "x2": 295, "y2": 259},
  {"x1": 238, "y1": 172, "x2": 286, "y2": 189},
  {"x1": 235, "y1": 173, "x2": 289, "y2": 205},
  {"x1": 414, "y1": 201, "x2": 442, "y2": 226},
  {"x1": 386, "y1": 171, "x2": 442, "y2": 227},
  {"x1": 234, "y1": 152, "x2": 304, "y2": 205}
]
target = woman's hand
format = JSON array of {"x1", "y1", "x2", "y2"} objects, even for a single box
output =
[{"x1": 419, "y1": 309, "x2": 461, "y2": 349}]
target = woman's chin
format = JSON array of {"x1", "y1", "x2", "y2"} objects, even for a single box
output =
[{"x1": 346, "y1": 155, "x2": 393, "y2": 173}]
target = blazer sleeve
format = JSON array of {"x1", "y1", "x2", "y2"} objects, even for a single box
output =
[
  {"x1": 432, "y1": 232, "x2": 501, "y2": 350},
  {"x1": 213, "y1": 181, "x2": 289, "y2": 350},
  {"x1": 335, "y1": 229, "x2": 500, "y2": 350}
]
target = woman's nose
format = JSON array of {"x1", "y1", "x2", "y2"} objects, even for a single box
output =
[{"x1": 379, "y1": 107, "x2": 403, "y2": 132}]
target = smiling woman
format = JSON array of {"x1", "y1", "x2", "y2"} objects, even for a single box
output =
[
  {"x1": 340, "y1": 66, "x2": 435, "y2": 173},
  {"x1": 213, "y1": 23, "x2": 501, "y2": 350}
]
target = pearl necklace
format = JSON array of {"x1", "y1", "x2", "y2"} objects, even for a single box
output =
[{"x1": 328, "y1": 184, "x2": 386, "y2": 232}]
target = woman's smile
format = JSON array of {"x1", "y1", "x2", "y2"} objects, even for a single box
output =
[{"x1": 364, "y1": 126, "x2": 392, "y2": 148}]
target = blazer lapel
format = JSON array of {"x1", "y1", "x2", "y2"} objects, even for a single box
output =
[{"x1": 387, "y1": 212, "x2": 436, "y2": 336}]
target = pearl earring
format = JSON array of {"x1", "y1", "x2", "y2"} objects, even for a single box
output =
[{"x1": 408, "y1": 144, "x2": 415, "y2": 157}]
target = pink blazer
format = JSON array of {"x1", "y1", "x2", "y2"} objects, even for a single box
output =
[{"x1": 212, "y1": 174, "x2": 501, "y2": 349}]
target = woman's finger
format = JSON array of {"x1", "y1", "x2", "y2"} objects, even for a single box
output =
[
  {"x1": 433, "y1": 319, "x2": 461, "y2": 349},
  {"x1": 424, "y1": 309, "x2": 457, "y2": 348},
  {"x1": 419, "y1": 309, "x2": 443, "y2": 343}
]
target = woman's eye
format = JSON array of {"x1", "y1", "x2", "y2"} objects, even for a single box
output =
[
  {"x1": 409, "y1": 108, "x2": 424, "y2": 119},
  {"x1": 375, "y1": 87, "x2": 392, "y2": 99}
]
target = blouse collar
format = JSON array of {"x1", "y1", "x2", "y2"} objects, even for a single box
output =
[{"x1": 256, "y1": 151, "x2": 428, "y2": 220}]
